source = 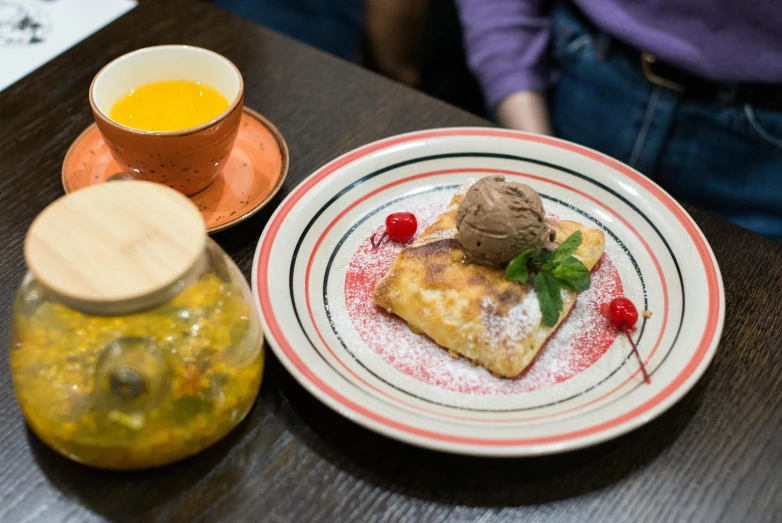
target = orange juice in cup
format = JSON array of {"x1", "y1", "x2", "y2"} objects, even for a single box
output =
[{"x1": 109, "y1": 80, "x2": 230, "y2": 132}]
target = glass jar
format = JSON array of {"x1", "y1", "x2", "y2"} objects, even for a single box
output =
[{"x1": 9, "y1": 182, "x2": 263, "y2": 469}]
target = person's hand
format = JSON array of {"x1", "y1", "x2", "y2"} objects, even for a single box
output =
[{"x1": 496, "y1": 91, "x2": 552, "y2": 135}]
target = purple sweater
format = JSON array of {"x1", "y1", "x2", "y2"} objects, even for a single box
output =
[{"x1": 455, "y1": 0, "x2": 782, "y2": 107}]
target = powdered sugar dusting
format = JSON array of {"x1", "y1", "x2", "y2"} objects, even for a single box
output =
[
  {"x1": 341, "y1": 190, "x2": 623, "y2": 395},
  {"x1": 480, "y1": 293, "x2": 540, "y2": 353},
  {"x1": 454, "y1": 177, "x2": 476, "y2": 197},
  {"x1": 418, "y1": 228, "x2": 458, "y2": 242}
]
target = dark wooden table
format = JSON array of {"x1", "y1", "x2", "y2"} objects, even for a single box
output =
[{"x1": 1, "y1": 1, "x2": 781, "y2": 521}]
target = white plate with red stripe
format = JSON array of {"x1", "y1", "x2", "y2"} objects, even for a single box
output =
[{"x1": 252, "y1": 128, "x2": 724, "y2": 456}]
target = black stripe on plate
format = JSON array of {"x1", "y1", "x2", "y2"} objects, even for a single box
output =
[
  {"x1": 284, "y1": 153, "x2": 685, "y2": 417},
  {"x1": 321, "y1": 187, "x2": 650, "y2": 412}
]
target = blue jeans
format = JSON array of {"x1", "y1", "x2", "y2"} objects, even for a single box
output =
[{"x1": 550, "y1": 4, "x2": 782, "y2": 242}]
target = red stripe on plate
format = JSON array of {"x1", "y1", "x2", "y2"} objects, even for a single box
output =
[
  {"x1": 303, "y1": 167, "x2": 669, "y2": 422},
  {"x1": 256, "y1": 129, "x2": 720, "y2": 446}
]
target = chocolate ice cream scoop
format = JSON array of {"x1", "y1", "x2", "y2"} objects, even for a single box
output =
[{"x1": 455, "y1": 176, "x2": 554, "y2": 266}]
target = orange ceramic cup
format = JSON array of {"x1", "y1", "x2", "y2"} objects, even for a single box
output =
[{"x1": 90, "y1": 45, "x2": 244, "y2": 196}]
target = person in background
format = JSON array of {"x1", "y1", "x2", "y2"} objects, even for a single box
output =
[
  {"x1": 364, "y1": 0, "x2": 429, "y2": 86},
  {"x1": 418, "y1": 0, "x2": 486, "y2": 115},
  {"x1": 211, "y1": 0, "x2": 428, "y2": 79},
  {"x1": 211, "y1": 0, "x2": 363, "y2": 61},
  {"x1": 454, "y1": 0, "x2": 782, "y2": 241}
]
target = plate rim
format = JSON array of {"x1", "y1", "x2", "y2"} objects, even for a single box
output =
[{"x1": 251, "y1": 127, "x2": 725, "y2": 456}]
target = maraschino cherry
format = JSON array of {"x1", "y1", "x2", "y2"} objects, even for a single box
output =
[
  {"x1": 608, "y1": 297, "x2": 651, "y2": 384},
  {"x1": 371, "y1": 212, "x2": 417, "y2": 249}
]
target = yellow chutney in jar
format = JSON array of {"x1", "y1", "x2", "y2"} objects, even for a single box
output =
[{"x1": 10, "y1": 273, "x2": 263, "y2": 469}]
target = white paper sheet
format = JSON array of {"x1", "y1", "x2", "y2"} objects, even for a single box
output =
[{"x1": 0, "y1": 0, "x2": 136, "y2": 92}]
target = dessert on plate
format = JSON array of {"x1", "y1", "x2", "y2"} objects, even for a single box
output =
[{"x1": 373, "y1": 176, "x2": 606, "y2": 378}]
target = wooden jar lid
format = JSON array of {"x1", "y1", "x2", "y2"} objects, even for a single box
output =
[{"x1": 25, "y1": 181, "x2": 207, "y2": 315}]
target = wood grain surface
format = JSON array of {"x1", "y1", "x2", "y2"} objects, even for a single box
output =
[{"x1": 0, "y1": 1, "x2": 780, "y2": 521}]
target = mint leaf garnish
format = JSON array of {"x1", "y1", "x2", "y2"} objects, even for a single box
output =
[
  {"x1": 534, "y1": 271, "x2": 563, "y2": 327},
  {"x1": 504, "y1": 231, "x2": 591, "y2": 327},
  {"x1": 549, "y1": 230, "x2": 582, "y2": 266},
  {"x1": 553, "y1": 256, "x2": 590, "y2": 292},
  {"x1": 506, "y1": 248, "x2": 536, "y2": 283},
  {"x1": 534, "y1": 249, "x2": 552, "y2": 269}
]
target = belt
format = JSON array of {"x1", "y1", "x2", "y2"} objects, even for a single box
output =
[
  {"x1": 632, "y1": 47, "x2": 782, "y2": 111},
  {"x1": 566, "y1": 3, "x2": 782, "y2": 111}
]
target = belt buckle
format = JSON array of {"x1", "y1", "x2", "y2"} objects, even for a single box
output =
[{"x1": 641, "y1": 53, "x2": 685, "y2": 92}]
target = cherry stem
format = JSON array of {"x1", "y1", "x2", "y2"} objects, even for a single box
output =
[
  {"x1": 623, "y1": 327, "x2": 651, "y2": 384},
  {"x1": 371, "y1": 231, "x2": 388, "y2": 250}
]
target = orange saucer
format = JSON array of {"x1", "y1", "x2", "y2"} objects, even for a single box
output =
[{"x1": 63, "y1": 107, "x2": 288, "y2": 233}]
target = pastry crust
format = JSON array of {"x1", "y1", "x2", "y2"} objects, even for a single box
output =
[{"x1": 373, "y1": 184, "x2": 606, "y2": 378}]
